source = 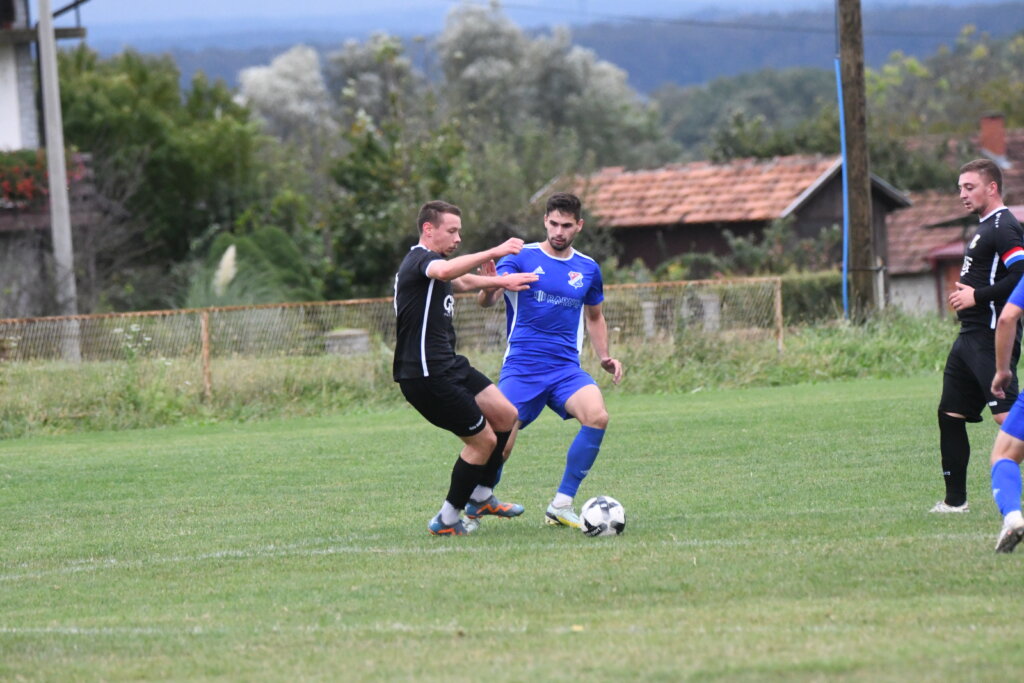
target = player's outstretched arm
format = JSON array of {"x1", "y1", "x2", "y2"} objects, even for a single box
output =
[
  {"x1": 455, "y1": 271, "x2": 537, "y2": 293},
  {"x1": 427, "y1": 238, "x2": 524, "y2": 283},
  {"x1": 992, "y1": 302, "x2": 1024, "y2": 398},
  {"x1": 584, "y1": 303, "x2": 623, "y2": 385}
]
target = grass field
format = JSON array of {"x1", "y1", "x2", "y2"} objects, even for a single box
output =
[{"x1": 1, "y1": 373, "x2": 1021, "y2": 681}]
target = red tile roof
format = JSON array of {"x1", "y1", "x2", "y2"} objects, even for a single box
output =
[
  {"x1": 579, "y1": 155, "x2": 840, "y2": 228},
  {"x1": 973, "y1": 129, "x2": 1024, "y2": 205},
  {"x1": 886, "y1": 190, "x2": 970, "y2": 275}
]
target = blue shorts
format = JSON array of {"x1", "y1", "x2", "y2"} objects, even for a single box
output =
[
  {"x1": 1002, "y1": 396, "x2": 1024, "y2": 441},
  {"x1": 498, "y1": 360, "x2": 596, "y2": 429}
]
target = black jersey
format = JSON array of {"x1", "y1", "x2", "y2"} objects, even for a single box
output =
[
  {"x1": 957, "y1": 207, "x2": 1024, "y2": 333},
  {"x1": 393, "y1": 245, "x2": 458, "y2": 380}
]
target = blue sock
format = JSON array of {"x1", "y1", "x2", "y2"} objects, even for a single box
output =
[
  {"x1": 557, "y1": 426, "x2": 605, "y2": 498},
  {"x1": 991, "y1": 459, "x2": 1022, "y2": 517}
]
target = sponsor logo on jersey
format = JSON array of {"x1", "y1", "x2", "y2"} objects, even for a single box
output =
[
  {"x1": 443, "y1": 294, "x2": 455, "y2": 317},
  {"x1": 567, "y1": 271, "x2": 584, "y2": 288},
  {"x1": 534, "y1": 289, "x2": 582, "y2": 309},
  {"x1": 961, "y1": 255, "x2": 973, "y2": 277}
]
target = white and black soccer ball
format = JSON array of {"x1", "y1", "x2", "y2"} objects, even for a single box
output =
[{"x1": 579, "y1": 496, "x2": 626, "y2": 537}]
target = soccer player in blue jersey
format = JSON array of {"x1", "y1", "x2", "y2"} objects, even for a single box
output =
[
  {"x1": 932, "y1": 159, "x2": 1024, "y2": 514},
  {"x1": 989, "y1": 246, "x2": 1024, "y2": 551},
  {"x1": 475, "y1": 192, "x2": 623, "y2": 528}
]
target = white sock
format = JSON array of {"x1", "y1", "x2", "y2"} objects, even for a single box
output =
[
  {"x1": 552, "y1": 493, "x2": 573, "y2": 508},
  {"x1": 1005, "y1": 510, "x2": 1024, "y2": 528},
  {"x1": 471, "y1": 485, "x2": 492, "y2": 503},
  {"x1": 439, "y1": 501, "x2": 461, "y2": 525}
]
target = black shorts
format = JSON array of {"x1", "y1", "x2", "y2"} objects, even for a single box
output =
[
  {"x1": 398, "y1": 355, "x2": 493, "y2": 437},
  {"x1": 939, "y1": 331, "x2": 1020, "y2": 422}
]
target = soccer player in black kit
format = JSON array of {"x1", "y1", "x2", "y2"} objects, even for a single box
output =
[
  {"x1": 932, "y1": 159, "x2": 1024, "y2": 513},
  {"x1": 394, "y1": 200, "x2": 539, "y2": 535}
]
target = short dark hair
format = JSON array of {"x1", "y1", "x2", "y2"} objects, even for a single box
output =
[
  {"x1": 417, "y1": 200, "x2": 461, "y2": 233},
  {"x1": 960, "y1": 159, "x2": 1003, "y2": 195},
  {"x1": 545, "y1": 192, "x2": 582, "y2": 221}
]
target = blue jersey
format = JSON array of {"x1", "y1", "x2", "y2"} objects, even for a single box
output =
[
  {"x1": 496, "y1": 243, "x2": 604, "y2": 365},
  {"x1": 1010, "y1": 275, "x2": 1024, "y2": 310}
]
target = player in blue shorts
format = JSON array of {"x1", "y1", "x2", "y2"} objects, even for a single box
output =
[
  {"x1": 989, "y1": 254, "x2": 1024, "y2": 551},
  {"x1": 474, "y1": 192, "x2": 623, "y2": 528}
]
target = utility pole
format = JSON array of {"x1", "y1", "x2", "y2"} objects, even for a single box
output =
[
  {"x1": 838, "y1": 0, "x2": 876, "y2": 316},
  {"x1": 38, "y1": 0, "x2": 81, "y2": 359}
]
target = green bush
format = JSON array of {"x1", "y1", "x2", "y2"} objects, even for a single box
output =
[{"x1": 781, "y1": 271, "x2": 844, "y2": 324}]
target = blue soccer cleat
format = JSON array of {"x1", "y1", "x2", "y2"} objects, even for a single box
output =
[
  {"x1": 465, "y1": 495, "x2": 524, "y2": 520},
  {"x1": 428, "y1": 514, "x2": 473, "y2": 536}
]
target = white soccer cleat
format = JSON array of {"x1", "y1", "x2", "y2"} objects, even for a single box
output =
[
  {"x1": 929, "y1": 500, "x2": 969, "y2": 513},
  {"x1": 996, "y1": 521, "x2": 1024, "y2": 553},
  {"x1": 545, "y1": 502, "x2": 581, "y2": 528}
]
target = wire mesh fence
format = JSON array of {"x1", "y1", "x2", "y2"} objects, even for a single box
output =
[{"x1": 0, "y1": 278, "x2": 782, "y2": 398}]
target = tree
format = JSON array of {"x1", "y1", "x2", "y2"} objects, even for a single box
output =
[
  {"x1": 436, "y1": 4, "x2": 676, "y2": 168},
  {"x1": 653, "y1": 67, "x2": 836, "y2": 156},
  {"x1": 325, "y1": 33, "x2": 422, "y2": 128},
  {"x1": 59, "y1": 46, "x2": 269, "y2": 310},
  {"x1": 327, "y1": 117, "x2": 470, "y2": 298},
  {"x1": 238, "y1": 45, "x2": 337, "y2": 145}
]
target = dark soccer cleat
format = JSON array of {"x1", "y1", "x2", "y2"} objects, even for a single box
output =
[{"x1": 465, "y1": 495, "x2": 524, "y2": 520}]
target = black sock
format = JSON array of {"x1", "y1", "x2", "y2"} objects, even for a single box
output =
[
  {"x1": 479, "y1": 430, "x2": 511, "y2": 491},
  {"x1": 938, "y1": 412, "x2": 970, "y2": 506},
  {"x1": 446, "y1": 456, "x2": 486, "y2": 510}
]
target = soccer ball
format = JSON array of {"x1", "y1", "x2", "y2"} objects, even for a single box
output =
[{"x1": 579, "y1": 496, "x2": 626, "y2": 537}]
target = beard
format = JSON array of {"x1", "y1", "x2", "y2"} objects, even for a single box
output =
[{"x1": 548, "y1": 236, "x2": 573, "y2": 252}]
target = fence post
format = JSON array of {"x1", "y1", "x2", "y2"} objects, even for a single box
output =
[
  {"x1": 774, "y1": 277, "x2": 784, "y2": 354},
  {"x1": 200, "y1": 310, "x2": 212, "y2": 401}
]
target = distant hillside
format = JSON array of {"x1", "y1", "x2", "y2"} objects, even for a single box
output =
[
  {"x1": 86, "y1": 2, "x2": 1024, "y2": 93},
  {"x1": 573, "y1": 2, "x2": 1024, "y2": 91}
]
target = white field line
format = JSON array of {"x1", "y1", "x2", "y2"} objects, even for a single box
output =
[
  {"x1": 0, "y1": 621, "x2": 530, "y2": 637},
  {"x1": 0, "y1": 530, "x2": 989, "y2": 584}
]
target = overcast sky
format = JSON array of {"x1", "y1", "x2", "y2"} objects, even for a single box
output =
[{"x1": 36, "y1": 0, "x2": 837, "y2": 27}]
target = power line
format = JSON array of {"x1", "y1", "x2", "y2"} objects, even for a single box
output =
[{"x1": 440, "y1": 0, "x2": 992, "y2": 40}]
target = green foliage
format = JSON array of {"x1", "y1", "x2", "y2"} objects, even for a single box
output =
[
  {"x1": 698, "y1": 28, "x2": 1024, "y2": 192},
  {"x1": 868, "y1": 28, "x2": 1024, "y2": 136},
  {"x1": 655, "y1": 67, "x2": 837, "y2": 157},
  {"x1": 181, "y1": 227, "x2": 319, "y2": 308},
  {"x1": 437, "y1": 5, "x2": 677, "y2": 169},
  {"x1": 780, "y1": 271, "x2": 844, "y2": 324},
  {"x1": 327, "y1": 118, "x2": 471, "y2": 298},
  {"x1": 58, "y1": 46, "x2": 270, "y2": 309}
]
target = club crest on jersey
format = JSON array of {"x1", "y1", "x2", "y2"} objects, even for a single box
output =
[
  {"x1": 567, "y1": 271, "x2": 584, "y2": 288},
  {"x1": 969, "y1": 234, "x2": 981, "y2": 250}
]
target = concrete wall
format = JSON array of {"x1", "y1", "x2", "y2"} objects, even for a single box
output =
[
  {"x1": 890, "y1": 273, "x2": 942, "y2": 316},
  {"x1": 0, "y1": 43, "x2": 21, "y2": 150},
  {"x1": 0, "y1": 0, "x2": 39, "y2": 150}
]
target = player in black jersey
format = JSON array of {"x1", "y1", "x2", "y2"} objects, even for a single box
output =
[
  {"x1": 394, "y1": 200, "x2": 539, "y2": 535},
  {"x1": 932, "y1": 159, "x2": 1024, "y2": 513}
]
